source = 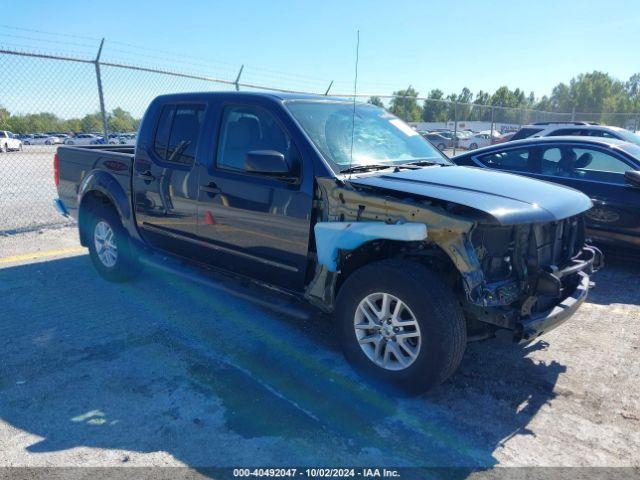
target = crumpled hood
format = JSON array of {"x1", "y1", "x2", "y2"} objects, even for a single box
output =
[{"x1": 349, "y1": 165, "x2": 593, "y2": 225}]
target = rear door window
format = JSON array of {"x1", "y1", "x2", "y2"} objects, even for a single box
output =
[
  {"x1": 510, "y1": 128, "x2": 543, "y2": 140},
  {"x1": 541, "y1": 146, "x2": 631, "y2": 183},
  {"x1": 548, "y1": 128, "x2": 589, "y2": 137},
  {"x1": 153, "y1": 104, "x2": 204, "y2": 165}
]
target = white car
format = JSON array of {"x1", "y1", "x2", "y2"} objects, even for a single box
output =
[
  {"x1": 0, "y1": 130, "x2": 23, "y2": 152},
  {"x1": 458, "y1": 130, "x2": 503, "y2": 150},
  {"x1": 64, "y1": 133, "x2": 100, "y2": 145},
  {"x1": 22, "y1": 134, "x2": 61, "y2": 145},
  {"x1": 511, "y1": 122, "x2": 640, "y2": 146},
  {"x1": 118, "y1": 133, "x2": 137, "y2": 145}
]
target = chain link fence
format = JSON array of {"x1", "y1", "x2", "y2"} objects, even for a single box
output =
[{"x1": 1, "y1": 46, "x2": 639, "y2": 246}]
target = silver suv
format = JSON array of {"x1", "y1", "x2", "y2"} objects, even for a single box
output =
[{"x1": 511, "y1": 121, "x2": 640, "y2": 146}]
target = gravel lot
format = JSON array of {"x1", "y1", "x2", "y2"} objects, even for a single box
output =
[
  {"x1": 0, "y1": 226, "x2": 639, "y2": 469},
  {"x1": 0, "y1": 146, "x2": 72, "y2": 235}
]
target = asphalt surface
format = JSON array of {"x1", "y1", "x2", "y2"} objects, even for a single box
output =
[
  {"x1": 1, "y1": 146, "x2": 639, "y2": 470},
  {"x1": 0, "y1": 227, "x2": 639, "y2": 469}
]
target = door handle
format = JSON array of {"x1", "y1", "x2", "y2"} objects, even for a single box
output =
[
  {"x1": 136, "y1": 171, "x2": 156, "y2": 181},
  {"x1": 200, "y1": 183, "x2": 221, "y2": 195}
]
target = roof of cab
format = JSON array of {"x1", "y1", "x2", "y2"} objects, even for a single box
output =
[{"x1": 152, "y1": 90, "x2": 358, "y2": 103}]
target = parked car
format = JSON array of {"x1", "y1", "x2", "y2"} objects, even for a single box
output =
[
  {"x1": 118, "y1": 133, "x2": 137, "y2": 145},
  {"x1": 64, "y1": 133, "x2": 100, "y2": 145},
  {"x1": 0, "y1": 130, "x2": 23, "y2": 152},
  {"x1": 54, "y1": 92, "x2": 601, "y2": 393},
  {"x1": 511, "y1": 121, "x2": 640, "y2": 146},
  {"x1": 23, "y1": 133, "x2": 61, "y2": 145},
  {"x1": 458, "y1": 130, "x2": 503, "y2": 150},
  {"x1": 453, "y1": 136, "x2": 640, "y2": 251},
  {"x1": 419, "y1": 131, "x2": 452, "y2": 150},
  {"x1": 492, "y1": 132, "x2": 515, "y2": 144}
]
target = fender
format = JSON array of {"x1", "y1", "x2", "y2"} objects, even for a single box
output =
[
  {"x1": 314, "y1": 221, "x2": 428, "y2": 272},
  {"x1": 78, "y1": 170, "x2": 137, "y2": 243}
]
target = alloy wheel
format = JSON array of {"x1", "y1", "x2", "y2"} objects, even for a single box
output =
[{"x1": 353, "y1": 292, "x2": 422, "y2": 371}]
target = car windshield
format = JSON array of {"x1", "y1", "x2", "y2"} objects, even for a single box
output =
[
  {"x1": 612, "y1": 128, "x2": 640, "y2": 146},
  {"x1": 285, "y1": 101, "x2": 450, "y2": 172}
]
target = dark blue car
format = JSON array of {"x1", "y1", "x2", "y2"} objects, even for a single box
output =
[{"x1": 453, "y1": 136, "x2": 640, "y2": 251}]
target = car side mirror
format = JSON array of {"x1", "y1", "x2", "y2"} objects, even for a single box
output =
[
  {"x1": 624, "y1": 170, "x2": 640, "y2": 188},
  {"x1": 244, "y1": 150, "x2": 290, "y2": 176}
]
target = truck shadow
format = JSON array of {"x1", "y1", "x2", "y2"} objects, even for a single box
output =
[{"x1": 0, "y1": 255, "x2": 566, "y2": 472}]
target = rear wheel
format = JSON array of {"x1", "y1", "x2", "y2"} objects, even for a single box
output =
[
  {"x1": 335, "y1": 259, "x2": 466, "y2": 393},
  {"x1": 469, "y1": 142, "x2": 478, "y2": 150},
  {"x1": 86, "y1": 203, "x2": 141, "y2": 282}
]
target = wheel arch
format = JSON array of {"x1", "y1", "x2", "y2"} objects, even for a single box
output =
[{"x1": 78, "y1": 171, "x2": 132, "y2": 246}]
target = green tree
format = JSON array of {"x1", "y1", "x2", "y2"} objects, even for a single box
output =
[
  {"x1": 389, "y1": 86, "x2": 421, "y2": 122},
  {"x1": 368, "y1": 96, "x2": 385, "y2": 108},
  {"x1": 80, "y1": 112, "x2": 104, "y2": 133},
  {"x1": 421, "y1": 89, "x2": 448, "y2": 122}
]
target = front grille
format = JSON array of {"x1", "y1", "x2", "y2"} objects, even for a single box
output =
[
  {"x1": 472, "y1": 216, "x2": 586, "y2": 282},
  {"x1": 529, "y1": 216, "x2": 584, "y2": 268}
]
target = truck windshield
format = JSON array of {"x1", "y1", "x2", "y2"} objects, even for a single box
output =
[{"x1": 286, "y1": 101, "x2": 450, "y2": 172}]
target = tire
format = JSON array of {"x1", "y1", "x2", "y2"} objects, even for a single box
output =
[
  {"x1": 24, "y1": 141, "x2": 30, "y2": 146},
  {"x1": 1, "y1": 143, "x2": 7, "y2": 153},
  {"x1": 67, "y1": 140, "x2": 74, "y2": 145},
  {"x1": 469, "y1": 143, "x2": 478, "y2": 150},
  {"x1": 85, "y1": 203, "x2": 141, "y2": 282},
  {"x1": 335, "y1": 259, "x2": 466, "y2": 393},
  {"x1": 437, "y1": 143, "x2": 446, "y2": 151},
  {"x1": 45, "y1": 140, "x2": 51, "y2": 145}
]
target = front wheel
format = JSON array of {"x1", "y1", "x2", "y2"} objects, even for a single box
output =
[
  {"x1": 469, "y1": 142, "x2": 478, "y2": 150},
  {"x1": 335, "y1": 259, "x2": 466, "y2": 393},
  {"x1": 86, "y1": 204, "x2": 141, "y2": 282}
]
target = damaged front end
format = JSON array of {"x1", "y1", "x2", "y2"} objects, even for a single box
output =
[
  {"x1": 467, "y1": 218, "x2": 603, "y2": 342},
  {"x1": 305, "y1": 176, "x2": 602, "y2": 343}
]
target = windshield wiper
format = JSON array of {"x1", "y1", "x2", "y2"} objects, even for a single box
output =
[
  {"x1": 339, "y1": 164, "x2": 392, "y2": 174},
  {"x1": 405, "y1": 159, "x2": 447, "y2": 167}
]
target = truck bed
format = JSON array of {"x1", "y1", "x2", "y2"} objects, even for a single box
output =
[{"x1": 56, "y1": 145, "x2": 135, "y2": 221}]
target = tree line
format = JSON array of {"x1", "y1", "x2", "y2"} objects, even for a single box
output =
[
  {"x1": 0, "y1": 107, "x2": 140, "y2": 134},
  {"x1": 369, "y1": 71, "x2": 640, "y2": 126},
  {"x1": 2, "y1": 71, "x2": 639, "y2": 132}
]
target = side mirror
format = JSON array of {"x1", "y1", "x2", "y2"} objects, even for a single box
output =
[
  {"x1": 244, "y1": 150, "x2": 290, "y2": 176},
  {"x1": 624, "y1": 170, "x2": 640, "y2": 188}
]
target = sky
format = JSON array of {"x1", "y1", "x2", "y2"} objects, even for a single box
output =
[{"x1": 3, "y1": 0, "x2": 640, "y2": 116}]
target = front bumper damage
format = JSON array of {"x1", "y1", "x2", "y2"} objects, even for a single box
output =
[{"x1": 515, "y1": 245, "x2": 603, "y2": 342}]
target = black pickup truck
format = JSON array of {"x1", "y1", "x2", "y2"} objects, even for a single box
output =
[{"x1": 55, "y1": 92, "x2": 602, "y2": 392}]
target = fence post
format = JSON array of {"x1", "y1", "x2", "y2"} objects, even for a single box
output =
[
  {"x1": 452, "y1": 101, "x2": 458, "y2": 156},
  {"x1": 94, "y1": 38, "x2": 108, "y2": 141},
  {"x1": 490, "y1": 105, "x2": 495, "y2": 145},
  {"x1": 234, "y1": 65, "x2": 244, "y2": 91}
]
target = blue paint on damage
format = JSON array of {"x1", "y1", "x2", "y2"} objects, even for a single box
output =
[{"x1": 314, "y1": 222, "x2": 428, "y2": 272}]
